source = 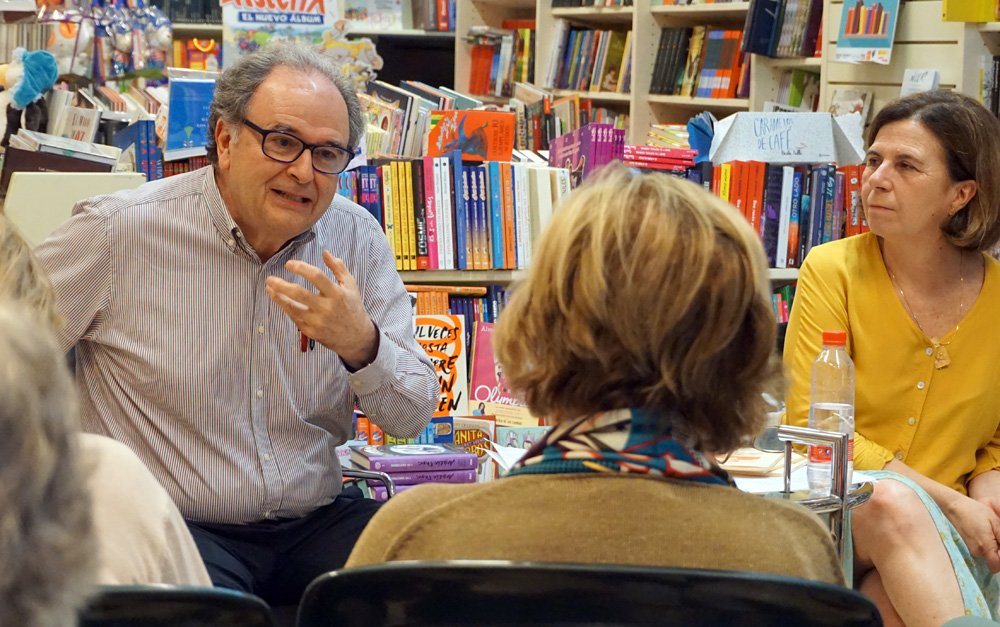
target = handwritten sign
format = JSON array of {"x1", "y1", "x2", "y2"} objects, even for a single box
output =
[
  {"x1": 710, "y1": 112, "x2": 865, "y2": 166},
  {"x1": 415, "y1": 314, "x2": 468, "y2": 417}
]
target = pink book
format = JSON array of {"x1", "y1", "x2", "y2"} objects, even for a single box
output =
[{"x1": 422, "y1": 156, "x2": 439, "y2": 269}]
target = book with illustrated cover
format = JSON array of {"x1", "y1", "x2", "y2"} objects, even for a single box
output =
[
  {"x1": 828, "y1": 88, "x2": 873, "y2": 123},
  {"x1": 719, "y1": 448, "x2": 806, "y2": 476},
  {"x1": 415, "y1": 314, "x2": 469, "y2": 417},
  {"x1": 426, "y1": 110, "x2": 516, "y2": 162},
  {"x1": 350, "y1": 443, "x2": 479, "y2": 472}
]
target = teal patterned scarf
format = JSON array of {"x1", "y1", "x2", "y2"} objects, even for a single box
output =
[{"x1": 507, "y1": 408, "x2": 734, "y2": 487}]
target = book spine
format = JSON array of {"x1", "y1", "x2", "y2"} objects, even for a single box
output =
[
  {"x1": 365, "y1": 454, "x2": 479, "y2": 471},
  {"x1": 383, "y1": 469, "x2": 478, "y2": 485}
]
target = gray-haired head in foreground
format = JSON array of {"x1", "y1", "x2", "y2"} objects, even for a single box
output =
[
  {"x1": 205, "y1": 42, "x2": 365, "y2": 166},
  {"x1": 0, "y1": 302, "x2": 96, "y2": 627}
]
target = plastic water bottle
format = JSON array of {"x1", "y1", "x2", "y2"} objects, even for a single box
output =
[{"x1": 806, "y1": 330, "x2": 855, "y2": 493}]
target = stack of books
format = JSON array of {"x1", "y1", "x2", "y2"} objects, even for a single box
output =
[{"x1": 350, "y1": 443, "x2": 479, "y2": 501}]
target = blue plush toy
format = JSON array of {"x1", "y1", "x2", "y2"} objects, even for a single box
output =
[{"x1": 1, "y1": 47, "x2": 60, "y2": 148}]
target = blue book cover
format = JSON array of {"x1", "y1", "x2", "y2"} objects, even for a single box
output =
[
  {"x1": 487, "y1": 161, "x2": 505, "y2": 269},
  {"x1": 821, "y1": 163, "x2": 837, "y2": 243},
  {"x1": 808, "y1": 165, "x2": 828, "y2": 251},
  {"x1": 448, "y1": 151, "x2": 468, "y2": 270},
  {"x1": 760, "y1": 163, "x2": 784, "y2": 267}
]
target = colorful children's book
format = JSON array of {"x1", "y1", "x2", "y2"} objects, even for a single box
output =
[
  {"x1": 350, "y1": 443, "x2": 478, "y2": 472},
  {"x1": 469, "y1": 322, "x2": 534, "y2": 421},
  {"x1": 453, "y1": 415, "x2": 497, "y2": 482},
  {"x1": 415, "y1": 314, "x2": 469, "y2": 417},
  {"x1": 496, "y1": 425, "x2": 550, "y2": 450},
  {"x1": 426, "y1": 110, "x2": 516, "y2": 162}
]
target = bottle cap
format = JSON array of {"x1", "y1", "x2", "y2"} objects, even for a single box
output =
[{"x1": 822, "y1": 330, "x2": 847, "y2": 346}]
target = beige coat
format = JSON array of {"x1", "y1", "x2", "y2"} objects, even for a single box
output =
[
  {"x1": 346, "y1": 472, "x2": 846, "y2": 586},
  {"x1": 81, "y1": 434, "x2": 211, "y2": 586}
]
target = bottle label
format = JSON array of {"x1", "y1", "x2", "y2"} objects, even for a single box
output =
[
  {"x1": 808, "y1": 437, "x2": 854, "y2": 464},
  {"x1": 809, "y1": 444, "x2": 831, "y2": 463}
]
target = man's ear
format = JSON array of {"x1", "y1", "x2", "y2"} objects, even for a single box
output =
[{"x1": 215, "y1": 119, "x2": 233, "y2": 169}]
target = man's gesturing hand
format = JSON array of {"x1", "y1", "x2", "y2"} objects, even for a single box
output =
[{"x1": 265, "y1": 250, "x2": 379, "y2": 370}]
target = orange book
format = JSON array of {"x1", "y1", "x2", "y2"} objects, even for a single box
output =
[
  {"x1": 499, "y1": 162, "x2": 516, "y2": 269},
  {"x1": 711, "y1": 164, "x2": 721, "y2": 195},
  {"x1": 426, "y1": 110, "x2": 516, "y2": 162}
]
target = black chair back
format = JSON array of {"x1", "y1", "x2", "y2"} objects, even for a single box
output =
[
  {"x1": 79, "y1": 585, "x2": 275, "y2": 627},
  {"x1": 297, "y1": 560, "x2": 882, "y2": 627}
]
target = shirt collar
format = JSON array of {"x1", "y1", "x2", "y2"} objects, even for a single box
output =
[{"x1": 202, "y1": 167, "x2": 317, "y2": 257}]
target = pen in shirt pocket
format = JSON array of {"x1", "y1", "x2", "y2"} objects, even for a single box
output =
[{"x1": 300, "y1": 331, "x2": 315, "y2": 352}]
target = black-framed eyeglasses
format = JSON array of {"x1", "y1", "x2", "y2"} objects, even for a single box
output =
[{"x1": 242, "y1": 119, "x2": 355, "y2": 175}]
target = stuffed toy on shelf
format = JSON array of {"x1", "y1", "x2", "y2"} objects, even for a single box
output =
[{"x1": 0, "y1": 48, "x2": 60, "y2": 148}]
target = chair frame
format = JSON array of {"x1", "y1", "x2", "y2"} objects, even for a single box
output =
[{"x1": 297, "y1": 559, "x2": 882, "y2": 627}]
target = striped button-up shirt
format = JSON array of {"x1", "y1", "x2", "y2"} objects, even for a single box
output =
[{"x1": 35, "y1": 167, "x2": 438, "y2": 524}]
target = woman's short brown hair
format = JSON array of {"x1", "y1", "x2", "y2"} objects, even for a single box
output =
[
  {"x1": 867, "y1": 90, "x2": 1000, "y2": 251},
  {"x1": 494, "y1": 164, "x2": 779, "y2": 453}
]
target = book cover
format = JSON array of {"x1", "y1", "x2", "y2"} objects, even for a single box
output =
[
  {"x1": 834, "y1": 0, "x2": 900, "y2": 65},
  {"x1": 415, "y1": 314, "x2": 469, "y2": 417},
  {"x1": 426, "y1": 110, "x2": 516, "y2": 162},
  {"x1": 453, "y1": 414, "x2": 497, "y2": 482},
  {"x1": 469, "y1": 321, "x2": 532, "y2": 415},
  {"x1": 497, "y1": 425, "x2": 550, "y2": 449},
  {"x1": 350, "y1": 443, "x2": 478, "y2": 472},
  {"x1": 383, "y1": 468, "x2": 478, "y2": 486}
]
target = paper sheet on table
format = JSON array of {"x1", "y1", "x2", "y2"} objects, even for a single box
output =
[
  {"x1": 486, "y1": 442, "x2": 529, "y2": 472},
  {"x1": 735, "y1": 467, "x2": 878, "y2": 493}
]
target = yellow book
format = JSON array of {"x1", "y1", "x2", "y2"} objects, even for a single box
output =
[
  {"x1": 719, "y1": 162, "x2": 732, "y2": 203},
  {"x1": 379, "y1": 164, "x2": 399, "y2": 270},
  {"x1": 401, "y1": 160, "x2": 415, "y2": 271},
  {"x1": 942, "y1": 0, "x2": 994, "y2": 22},
  {"x1": 389, "y1": 161, "x2": 404, "y2": 271}
]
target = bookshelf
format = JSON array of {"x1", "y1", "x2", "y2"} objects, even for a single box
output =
[{"x1": 400, "y1": 268, "x2": 799, "y2": 284}]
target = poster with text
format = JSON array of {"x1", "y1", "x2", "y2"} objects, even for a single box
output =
[
  {"x1": 834, "y1": 0, "x2": 900, "y2": 65},
  {"x1": 221, "y1": 0, "x2": 339, "y2": 66}
]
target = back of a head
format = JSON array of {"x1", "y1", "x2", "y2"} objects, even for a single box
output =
[
  {"x1": 0, "y1": 303, "x2": 95, "y2": 626},
  {"x1": 0, "y1": 215, "x2": 60, "y2": 329},
  {"x1": 494, "y1": 164, "x2": 778, "y2": 452}
]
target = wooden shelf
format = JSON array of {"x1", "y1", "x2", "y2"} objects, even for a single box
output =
[
  {"x1": 400, "y1": 268, "x2": 795, "y2": 283},
  {"x1": 768, "y1": 268, "x2": 799, "y2": 282},
  {"x1": 650, "y1": 2, "x2": 749, "y2": 26},
  {"x1": 472, "y1": 0, "x2": 535, "y2": 7},
  {"x1": 171, "y1": 22, "x2": 222, "y2": 35},
  {"x1": 554, "y1": 89, "x2": 631, "y2": 102},
  {"x1": 551, "y1": 6, "x2": 635, "y2": 24},
  {"x1": 170, "y1": 22, "x2": 453, "y2": 38},
  {"x1": 760, "y1": 56, "x2": 822, "y2": 69},
  {"x1": 647, "y1": 94, "x2": 750, "y2": 109},
  {"x1": 978, "y1": 22, "x2": 1000, "y2": 32},
  {"x1": 399, "y1": 270, "x2": 524, "y2": 283}
]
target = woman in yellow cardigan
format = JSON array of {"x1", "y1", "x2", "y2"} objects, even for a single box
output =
[
  {"x1": 347, "y1": 164, "x2": 844, "y2": 585},
  {"x1": 784, "y1": 90, "x2": 1000, "y2": 626}
]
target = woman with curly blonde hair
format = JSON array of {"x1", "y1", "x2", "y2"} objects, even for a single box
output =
[{"x1": 347, "y1": 164, "x2": 842, "y2": 584}]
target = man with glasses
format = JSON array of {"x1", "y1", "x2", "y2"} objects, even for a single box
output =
[{"x1": 34, "y1": 43, "x2": 438, "y2": 604}]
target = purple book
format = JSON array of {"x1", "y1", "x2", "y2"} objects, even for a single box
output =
[
  {"x1": 350, "y1": 443, "x2": 479, "y2": 472},
  {"x1": 372, "y1": 484, "x2": 416, "y2": 502},
  {"x1": 385, "y1": 468, "x2": 478, "y2": 486}
]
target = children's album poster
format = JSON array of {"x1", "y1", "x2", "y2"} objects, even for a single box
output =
[
  {"x1": 834, "y1": 0, "x2": 900, "y2": 65},
  {"x1": 220, "y1": 0, "x2": 339, "y2": 65},
  {"x1": 415, "y1": 314, "x2": 469, "y2": 417}
]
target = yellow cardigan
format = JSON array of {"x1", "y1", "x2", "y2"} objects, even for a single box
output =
[{"x1": 783, "y1": 233, "x2": 1000, "y2": 494}]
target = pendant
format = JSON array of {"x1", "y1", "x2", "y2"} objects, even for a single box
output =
[{"x1": 934, "y1": 345, "x2": 951, "y2": 369}]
